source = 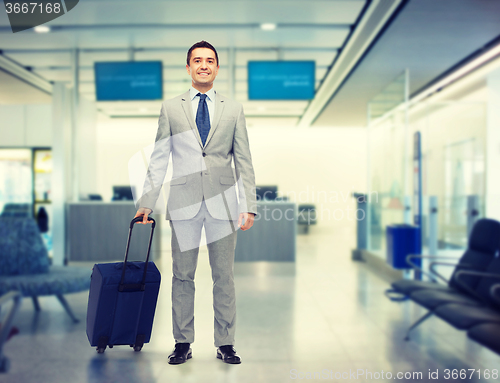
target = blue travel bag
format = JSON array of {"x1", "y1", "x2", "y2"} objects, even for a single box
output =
[{"x1": 86, "y1": 217, "x2": 161, "y2": 353}]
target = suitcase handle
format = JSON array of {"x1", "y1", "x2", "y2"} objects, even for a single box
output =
[
  {"x1": 130, "y1": 216, "x2": 156, "y2": 229},
  {"x1": 119, "y1": 217, "x2": 156, "y2": 292}
]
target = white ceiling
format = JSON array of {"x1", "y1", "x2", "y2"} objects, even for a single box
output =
[
  {"x1": 2, "y1": 0, "x2": 499, "y2": 128},
  {"x1": 0, "y1": 70, "x2": 51, "y2": 104},
  {"x1": 312, "y1": 0, "x2": 500, "y2": 127},
  {"x1": 0, "y1": 0, "x2": 367, "y2": 123}
]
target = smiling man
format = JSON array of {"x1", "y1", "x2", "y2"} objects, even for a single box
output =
[{"x1": 134, "y1": 41, "x2": 257, "y2": 365}]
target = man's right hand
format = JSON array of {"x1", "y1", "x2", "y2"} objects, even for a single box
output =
[{"x1": 134, "y1": 207, "x2": 153, "y2": 224}]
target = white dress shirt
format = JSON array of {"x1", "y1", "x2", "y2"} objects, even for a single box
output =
[{"x1": 189, "y1": 87, "x2": 216, "y2": 127}]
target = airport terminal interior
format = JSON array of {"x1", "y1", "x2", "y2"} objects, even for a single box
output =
[{"x1": 1, "y1": 0, "x2": 500, "y2": 382}]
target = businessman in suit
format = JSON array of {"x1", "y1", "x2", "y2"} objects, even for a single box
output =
[{"x1": 134, "y1": 41, "x2": 257, "y2": 365}]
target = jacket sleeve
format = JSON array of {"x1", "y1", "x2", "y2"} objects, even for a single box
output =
[
  {"x1": 136, "y1": 103, "x2": 172, "y2": 213},
  {"x1": 232, "y1": 104, "x2": 257, "y2": 215}
]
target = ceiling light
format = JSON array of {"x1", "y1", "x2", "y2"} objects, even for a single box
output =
[
  {"x1": 34, "y1": 25, "x2": 50, "y2": 33},
  {"x1": 139, "y1": 108, "x2": 148, "y2": 112},
  {"x1": 260, "y1": 23, "x2": 276, "y2": 31}
]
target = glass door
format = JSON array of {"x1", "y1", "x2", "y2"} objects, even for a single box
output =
[
  {"x1": 443, "y1": 138, "x2": 484, "y2": 248},
  {"x1": 0, "y1": 148, "x2": 33, "y2": 216}
]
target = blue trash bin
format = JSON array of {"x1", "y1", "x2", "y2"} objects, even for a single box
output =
[{"x1": 386, "y1": 224, "x2": 421, "y2": 269}]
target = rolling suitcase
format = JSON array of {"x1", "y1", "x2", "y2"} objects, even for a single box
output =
[{"x1": 86, "y1": 217, "x2": 161, "y2": 353}]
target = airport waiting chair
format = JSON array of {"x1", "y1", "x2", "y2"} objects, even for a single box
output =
[
  {"x1": 0, "y1": 217, "x2": 91, "y2": 323},
  {"x1": 468, "y1": 323, "x2": 500, "y2": 355},
  {"x1": 1, "y1": 203, "x2": 32, "y2": 218},
  {"x1": 408, "y1": 220, "x2": 500, "y2": 311},
  {"x1": 402, "y1": 262, "x2": 500, "y2": 342},
  {"x1": 464, "y1": 282, "x2": 500, "y2": 354},
  {"x1": 385, "y1": 218, "x2": 500, "y2": 341},
  {"x1": 465, "y1": 282, "x2": 500, "y2": 354},
  {"x1": 396, "y1": 257, "x2": 500, "y2": 354},
  {"x1": 437, "y1": 279, "x2": 500, "y2": 356},
  {"x1": 387, "y1": 218, "x2": 500, "y2": 300},
  {"x1": 431, "y1": 266, "x2": 500, "y2": 330}
]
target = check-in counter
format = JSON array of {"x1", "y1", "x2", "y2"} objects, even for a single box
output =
[
  {"x1": 235, "y1": 201, "x2": 296, "y2": 262},
  {"x1": 68, "y1": 200, "x2": 295, "y2": 263},
  {"x1": 67, "y1": 202, "x2": 160, "y2": 262}
]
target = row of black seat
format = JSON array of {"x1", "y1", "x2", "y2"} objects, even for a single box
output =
[{"x1": 386, "y1": 218, "x2": 500, "y2": 355}]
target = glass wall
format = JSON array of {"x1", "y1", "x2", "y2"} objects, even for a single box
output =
[
  {"x1": 409, "y1": 101, "x2": 486, "y2": 250},
  {"x1": 367, "y1": 72, "x2": 408, "y2": 257},
  {"x1": 368, "y1": 110, "x2": 407, "y2": 256},
  {"x1": 0, "y1": 148, "x2": 33, "y2": 214},
  {"x1": 0, "y1": 147, "x2": 54, "y2": 257},
  {"x1": 367, "y1": 98, "x2": 487, "y2": 258}
]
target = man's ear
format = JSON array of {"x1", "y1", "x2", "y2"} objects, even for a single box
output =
[{"x1": 186, "y1": 64, "x2": 190, "y2": 75}]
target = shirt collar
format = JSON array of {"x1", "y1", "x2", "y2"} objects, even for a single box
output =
[{"x1": 190, "y1": 86, "x2": 216, "y2": 102}]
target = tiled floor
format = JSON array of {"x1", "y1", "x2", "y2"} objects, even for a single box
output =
[{"x1": 2, "y1": 224, "x2": 499, "y2": 382}]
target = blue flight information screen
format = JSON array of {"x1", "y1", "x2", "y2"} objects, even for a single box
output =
[
  {"x1": 94, "y1": 61, "x2": 163, "y2": 101},
  {"x1": 248, "y1": 61, "x2": 315, "y2": 100}
]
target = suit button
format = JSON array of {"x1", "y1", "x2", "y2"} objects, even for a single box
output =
[{"x1": 202, "y1": 152, "x2": 206, "y2": 157}]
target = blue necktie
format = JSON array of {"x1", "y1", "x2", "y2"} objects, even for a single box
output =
[{"x1": 195, "y1": 93, "x2": 210, "y2": 146}]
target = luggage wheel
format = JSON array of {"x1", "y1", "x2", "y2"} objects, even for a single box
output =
[
  {"x1": 96, "y1": 336, "x2": 108, "y2": 353},
  {"x1": 96, "y1": 347, "x2": 106, "y2": 354},
  {"x1": 133, "y1": 334, "x2": 145, "y2": 352},
  {"x1": 130, "y1": 344, "x2": 142, "y2": 351}
]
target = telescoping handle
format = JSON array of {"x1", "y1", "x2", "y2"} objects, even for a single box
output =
[{"x1": 119, "y1": 217, "x2": 156, "y2": 292}]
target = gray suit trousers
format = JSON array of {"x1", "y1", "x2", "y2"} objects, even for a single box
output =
[{"x1": 169, "y1": 200, "x2": 238, "y2": 347}]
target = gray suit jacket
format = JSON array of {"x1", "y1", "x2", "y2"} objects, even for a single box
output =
[{"x1": 137, "y1": 90, "x2": 257, "y2": 221}]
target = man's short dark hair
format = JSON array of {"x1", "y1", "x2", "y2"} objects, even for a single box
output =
[{"x1": 187, "y1": 41, "x2": 219, "y2": 66}]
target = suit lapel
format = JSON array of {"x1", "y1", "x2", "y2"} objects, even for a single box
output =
[
  {"x1": 203, "y1": 92, "x2": 225, "y2": 148},
  {"x1": 181, "y1": 91, "x2": 203, "y2": 148}
]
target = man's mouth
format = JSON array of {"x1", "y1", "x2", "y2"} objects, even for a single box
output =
[{"x1": 198, "y1": 72, "x2": 210, "y2": 76}]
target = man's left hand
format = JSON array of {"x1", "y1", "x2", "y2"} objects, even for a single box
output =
[{"x1": 238, "y1": 212, "x2": 255, "y2": 231}]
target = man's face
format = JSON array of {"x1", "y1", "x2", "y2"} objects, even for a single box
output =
[{"x1": 186, "y1": 47, "x2": 219, "y2": 88}]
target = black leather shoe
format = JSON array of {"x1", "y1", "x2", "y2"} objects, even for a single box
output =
[
  {"x1": 168, "y1": 343, "x2": 192, "y2": 365},
  {"x1": 216, "y1": 345, "x2": 241, "y2": 364}
]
